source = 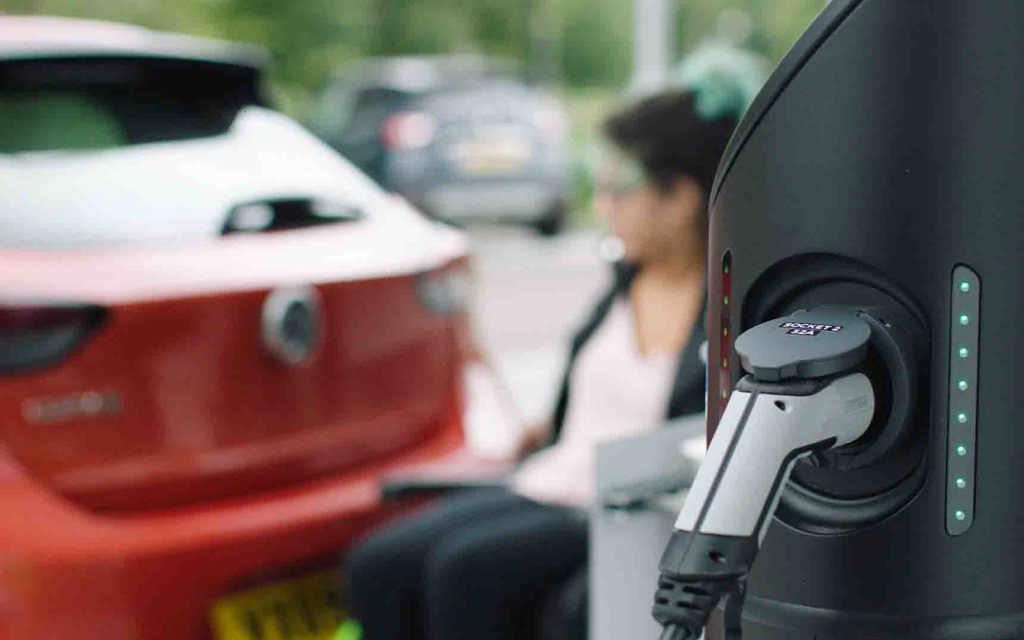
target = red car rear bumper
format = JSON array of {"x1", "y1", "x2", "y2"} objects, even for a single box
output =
[{"x1": 0, "y1": 425, "x2": 464, "y2": 640}]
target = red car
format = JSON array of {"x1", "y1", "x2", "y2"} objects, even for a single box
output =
[{"x1": 0, "y1": 16, "x2": 512, "y2": 640}]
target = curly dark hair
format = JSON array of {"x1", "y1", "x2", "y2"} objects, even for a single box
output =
[{"x1": 602, "y1": 89, "x2": 739, "y2": 197}]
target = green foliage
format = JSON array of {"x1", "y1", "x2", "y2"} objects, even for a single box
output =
[
  {"x1": 754, "y1": 0, "x2": 828, "y2": 60},
  {"x1": 372, "y1": 0, "x2": 528, "y2": 58},
  {"x1": 558, "y1": 0, "x2": 632, "y2": 87},
  {"x1": 0, "y1": 0, "x2": 828, "y2": 115},
  {"x1": 677, "y1": 0, "x2": 824, "y2": 61},
  {"x1": 197, "y1": 0, "x2": 376, "y2": 117}
]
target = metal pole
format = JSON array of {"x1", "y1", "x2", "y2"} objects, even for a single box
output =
[
  {"x1": 631, "y1": 0, "x2": 676, "y2": 93},
  {"x1": 525, "y1": 0, "x2": 559, "y2": 85}
]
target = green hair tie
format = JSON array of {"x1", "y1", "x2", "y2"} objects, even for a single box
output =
[{"x1": 674, "y1": 43, "x2": 769, "y2": 122}]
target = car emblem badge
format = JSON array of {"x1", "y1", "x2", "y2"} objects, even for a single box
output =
[{"x1": 262, "y1": 285, "x2": 323, "y2": 365}]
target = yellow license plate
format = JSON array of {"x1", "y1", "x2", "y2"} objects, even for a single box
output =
[
  {"x1": 460, "y1": 154, "x2": 527, "y2": 174},
  {"x1": 210, "y1": 570, "x2": 347, "y2": 640},
  {"x1": 454, "y1": 139, "x2": 532, "y2": 175}
]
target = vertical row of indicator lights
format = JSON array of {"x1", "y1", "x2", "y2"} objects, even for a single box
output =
[
  {"x1": 948, "y1": 265, "x2": 979, "y2": 536},
  {"x1": 719, "y1": 252, "x2": 733, "y2": 414}
]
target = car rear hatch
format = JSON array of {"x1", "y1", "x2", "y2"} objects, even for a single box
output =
[
  {"x1": 370, "y1": 84, "x2": 560, "y2": 176},
  {"x1": 394, "y1": 84, "x2": 568, "y2": 218},
  {"x1": 0, "y1": 224, "x2": 470, "y2": 513},
  {"x1": 426, "y1": 86, "x2": 550, "y2": 178}
]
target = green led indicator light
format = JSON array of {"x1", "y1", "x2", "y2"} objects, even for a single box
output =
[
  {"x1": 723, "y1": 264, "x2": 730, "y2": 274},
  {"x1": 959, "y1": 281, "x2": 971, "y2": 293},
  {"x1": 723, "y1": 328, "x2": 729, "y2": 337},
  {"x1": 957, "y1": 412, "x2": 968, "y2": 424},
  {"x1": 956, "y1": 477, "x2": 967, "y2": 489},
  {"x1": 956, "y1": 444, "x2": 968, "y2": 456},
  {"x1": 955, "y1": 510, "x2": 967, "y2": 522},
  {"x1": 724, "y1": 296, "x2": 730, "y2": 306},
  {"x1": 959, "y1": 315, "x2": 970, "y2": 326},
  {"x1": 958, "y1": 380, "x2": 969, "y2": 391},
  {"x1": 958, "y1": 347, "x2": 969, "y2": 359}
]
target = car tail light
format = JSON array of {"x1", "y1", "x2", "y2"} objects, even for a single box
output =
[
  {"x1": 381, "y1": 111, "x2": 437, "y2": 150},
  {"x1": 416, "y1": 263, "x2": 472, "y2": 316},
  {"x1": 0, "y1": 302, "x2": 106, "y2": 374}
]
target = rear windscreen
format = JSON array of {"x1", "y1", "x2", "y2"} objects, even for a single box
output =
[
  {"x1": 0, "y1": 56, "x2": 263, "y2": 153},
  {"x1": 418, "y1": 82, "x2": 537, "y2": 121}
]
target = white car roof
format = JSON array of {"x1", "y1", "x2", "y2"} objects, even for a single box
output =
[{"x1": 0, "y1": 15, "x2": 266, "y2": 68}]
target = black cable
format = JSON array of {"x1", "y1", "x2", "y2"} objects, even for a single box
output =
[
  {"x1": 723, "y1": 581, "x2": 747, "y2": 640},
  {"x1": 653, "y1": 572, "x2": 738, "y2": 638},
  {"x1": 652, "y1": 530, "x2": 753, "y2": 640}
]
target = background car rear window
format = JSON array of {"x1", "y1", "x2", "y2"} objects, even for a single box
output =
[{"x1": 341, "y1": 88, "x2": 410, "y2": 142}]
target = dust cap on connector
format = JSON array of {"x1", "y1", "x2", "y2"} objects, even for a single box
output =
[{"x1": 734, "y1": 308, "x2": 871, "y2": 382}]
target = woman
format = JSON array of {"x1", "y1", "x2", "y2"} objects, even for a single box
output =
[{"x1": 345, "y1": 60, "x2": 758, "y2": 640}]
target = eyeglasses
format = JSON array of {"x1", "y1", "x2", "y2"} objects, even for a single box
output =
[{"x1": 593, "y1": 152, "x2": 647, "y2": 199}]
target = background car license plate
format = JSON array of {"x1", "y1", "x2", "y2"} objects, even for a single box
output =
[
  {"x1": 210, "y1": 570, "x2": 346, "y2": 640},
  {"x1": 451, "y1": 137, "x2": 533, "y2": 175}
]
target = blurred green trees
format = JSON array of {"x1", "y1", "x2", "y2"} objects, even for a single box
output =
[{"x1": 0, "y1": 0, "x2": 826, "y2": 115}]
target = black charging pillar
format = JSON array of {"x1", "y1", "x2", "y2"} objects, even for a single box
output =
[{"x1": 707, "y1": 1, "x2": 1024, "y2": 638}]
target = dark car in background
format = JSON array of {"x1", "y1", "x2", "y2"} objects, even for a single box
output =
[{"x1": 311, "y1": 56, "x2": 573, "y2": 235}]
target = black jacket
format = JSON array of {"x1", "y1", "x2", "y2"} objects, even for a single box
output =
[{"x1": 549, "y1": 263, "x2": 707, "y2": 443}]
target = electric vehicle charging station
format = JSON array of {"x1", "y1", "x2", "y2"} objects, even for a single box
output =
[{"x1": 646, "y1": 0, "x2": 1024, "y2": 637}]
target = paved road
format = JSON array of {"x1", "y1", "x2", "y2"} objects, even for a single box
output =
[{"x1": 466, "y1": 225, "x2": 611, "y2": 423}]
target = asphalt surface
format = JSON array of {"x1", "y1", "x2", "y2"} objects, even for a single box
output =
[{"x1": 466, "y1": 225, "x2": 611, "y2": 424}]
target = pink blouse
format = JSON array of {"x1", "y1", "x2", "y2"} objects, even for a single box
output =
[{"x1": 513, "y1": 299, "x2": 678, "y2": 507}]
